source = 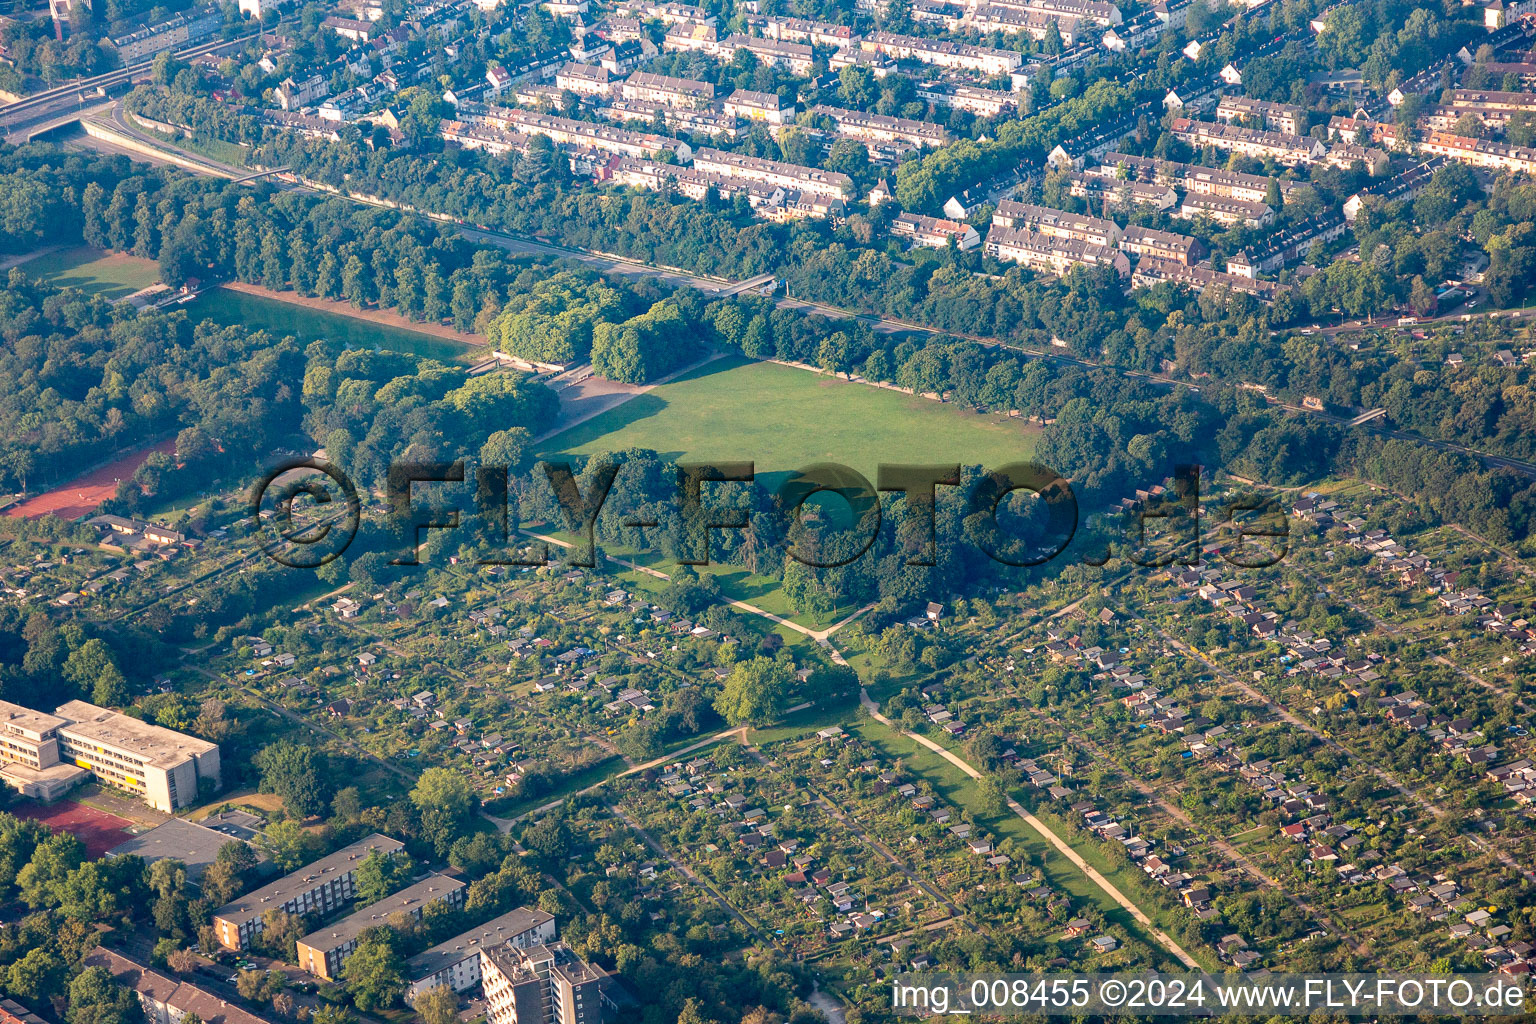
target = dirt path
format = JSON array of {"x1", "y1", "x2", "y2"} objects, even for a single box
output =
[
  {"x1": 858, "y1": 689, "x2": 1202, "y2": 969},
  {"x1": 218, "y1": 281, "x2": 486, "y2": 346}
]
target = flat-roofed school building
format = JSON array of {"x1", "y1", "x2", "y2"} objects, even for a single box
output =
[{"x1": 53, "y1": 700, "x2": 220, "y2": 811}]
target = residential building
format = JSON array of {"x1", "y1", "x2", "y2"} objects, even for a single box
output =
[
  {"x1": 482, "y1": 942, "x2": 615, "y2": 1024},
  {"x1": 211, "y1": 834, "x2": 405, "y2": 950},
  {"x1": 1132, "y1": 257, "x2": 1284, "y2": 301},
  {"x1": 992, "y1": 200, "x2": 1122, "y2": 246},
  {"x1": 891, "y1": 212, "x2": 982, "y2": 249},
  {"x1": 1227, "y1": 214, "x2": 1346, "y2": 275},
  {"x1": 598, "y1": 101, "x2": 737, "y2": 136},
  {"x1": 914, "y1": 82, "x2": 1018, "y2": 115},
  {"x1": 554, "y1": 63, "x2": 615, "y2": 97},
  {"x1": 1446, "y1": 89, "x2": 1536, "y2": 129},
  {"x1": 1415, "y1": 130, "x2": 1536, "y2": 174},
  {"x1": 723, "y1": 89, "x2": 796, "y2": 124},
  {"x1": 1342, "y1": 157, "x2": 1446, "y2": 222},
  {"x1": 748, "y1": 16, "x2": 855, "y2": 46},
  {"x1": 479, "y1": 109, "x2": 692, "y2": 161},
  {"x1": 1010, "y1": 0, "x2": 1122, "y2": 26},
  {"x1": 1215, "y1": 95, "x2": 1306, "y2": 134},
  {"x1": 1119, "y1": 225, "x2": 1201, "y2": 265},
  {"x1": 829, "y1": 47, "x2": 898, "y2": 77},
  {"x1": 406, "y1": 907, "x2": 558, "y2": 1001},
  {"x1": 1175, "y1": 193, "x2": 1275, "y2": 227},
  {"x1": 807, "y1": 104, "x2": 948, "y2": 146},
  {"x1": 621, "y1": 71, "x2": 715, "y2": 108},
  {"x1": 984, "y1": 224, "x2": 1131, "y2": 277},
  {"x1": 969, "y1": 5, "x2": 1083, "y2": 43},
  {"x1": 692, "y1": 147, "x2": 852, "y2": 198},
  {"x1": 1066, "y1": 171, "x2": 1177, "y2": 211},
  {"x1": 111, "y1": 6, "x2": 220, "y2": 61},
  {"x1": 617, "y1": 0, "x2": 714, "y2": 25},
  {"x1": 0, "y1": 699, "x2": 89, "y2": 803},
  {"x1": 296, "y1": 875, "x2": 467, "y2": 979},
  {"x1": 83, "y1": 948, "x2": 277, "y2": 1024},
  {"x1": 1171, "y1": 117, "x2": 1326, "y2": 166},
  {"x1": 51, "y1": 700, "x2": 220, "y2": 812},
  {"x1": 321, "y1": 15, "x2": 374, "y2": 41},
  {"x1": 714, "y1": 34, "x2": 814, "y2": 73},
  {"x1": 275, "y1": 74, "x2": 329, "y2": 112},
  {"x1": 662, "y1": 21, "x2": 718, "y2": 53},
  {"x1": 861, "y1": 32, "x2": 1023, "y2": 75}
]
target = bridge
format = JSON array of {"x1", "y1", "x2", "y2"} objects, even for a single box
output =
[
  {"x1": 1348, "y1": 407, "x2": 1387, "y2": 427},
  {"x1": 715, "y1": 273, "x2": 776, "y2": 297},
  {"x1": 230, "y1": 166, "x2": 291, "y2": 184}
]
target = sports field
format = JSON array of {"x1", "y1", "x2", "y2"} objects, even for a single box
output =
[
  {"x1": 539, "y1": 357, "x2": 1038, "y2": 489},
  {"x1": 12, "y1": 800, "x2": 135, "y2": 858},
  {"x1": 19, "y1": 245, "x2": 161, "y2": 300}
]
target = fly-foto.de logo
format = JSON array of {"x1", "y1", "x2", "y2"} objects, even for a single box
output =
[{"x1": 249, "y1": 458, "x2": 1288, "y2": 571}]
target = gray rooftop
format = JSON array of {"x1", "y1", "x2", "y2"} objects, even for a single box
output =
[
  {"x1": 406, "y1": 906, "x2": 555, "y2": 979},
  {"x1": 108, "y1": 818, "x2": 245, "y2": 883},
  {"x1": 299, "y1": 874, "x2": 465, "y2": 953},
  {"x1": 212, "y1": 833, "x2": 404, "y2": 927}
]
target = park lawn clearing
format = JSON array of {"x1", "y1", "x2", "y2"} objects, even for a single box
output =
[
  {"x1": 538, "y1": 357, "x2": 1039, "y2": 493},
  {"x1": 21, "y1": 245, "x2": 161, "y2": 300}
]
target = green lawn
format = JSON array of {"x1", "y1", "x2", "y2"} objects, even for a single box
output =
[
  {"x1": 20, "y1": 245, "x2": 161, "y2": 299},
  {"x1": 185, "y1": 287, "x2": 477, "y2": 363},
  {"x1": 538, "y1": 357, "x2": 1039, "y2": 492}
]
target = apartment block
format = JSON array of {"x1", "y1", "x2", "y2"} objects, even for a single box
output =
[
  {"x1": 692, "y1": 148, "x2": 852, "y2": 198},
  {"x1": 598, "y1": 101, "x2": 737, "y2": 136},
  {"x1": 984, "y1": 225, "x2": 1131, "y2": 277},
  {"x1": 406, "y1": 907, "x2": 557, "y2": 1001},
  {"x1": 211, "y1": 834, "x2": 405, "y2": 950},
  {"x1": 616, "y1": 0, "x2": 713, "y2": 24},
  {"x1": 51, "y1": 700, "x2": 219, "y2": 812},
  {"x1": 861, "y1": 32, "x2": 1023, "y2": 75},
  {"x1": 747, "y1": 15, "x2": 855, "y2": 46},
  {"x1": 296, "y1": 875, "x2": 466, "y2": 979},
  {"x1": 1175, "y1": 193, "x2": 1275, "y2": 227},
  {"x1": 1003, "y1": 0, "x2": 1122, "y2": 26},
  {"x1": 915, "y1": 82, "x2": 1017, "y2": 116},
  {"x1": 807, "y1": 104, "x2": 948, "y2": 146},
  {"x1": 84, "y1": 948, "x2": 276, "y2": 1024},
  {"x1": 714, "y1": 34, "x2": 814, "y2": 73},
  {"x1": 1119, "y1": 225, "x2": 1201, "y2": 265},
  {"x1": 891, "y1": 212, "x2": 981, "y2": 249},
  {"x1": 1171, "y1": 117, "x2": 1326, "y2": 166},
  {"x1": 553, "y1": 63, "x2": 615, "y2": 98},
  {"x1": 662, "y1": 21, "x2": 717, "y2": 52},
  {"x1": 1065, "y1": 171, "x2": 1177, "y2": 211},
  {"x1": 1094, "y1": 152, "x2": 1302, "y2": 204},
  {"x1": 0, "y1": 700, "x2": 89, "y2": 803},
  {"x1": 1131, "y1": 257, "x2": 1283, "y2": 301},
  {"x1": 723, "y1": 89, "x2": 796, "y2": 125},
  {"x1": 992, "y1": 200, "x2": 1122, "y2": 247},
  {"x1": 484, "y1": 109, "x2": 692, "y2": 161},
  {"x1": 1215, "y1": 96, "x2": 1306, "y2": 135},
  {"x1": 483, "y1": 942, "x2": 614, "y2": 1024},
  {"x1": 620, "y1": 72, "x2": 715, "y2": 108},
  {"x1": 969, "y1": 5, "x2": 1082, "y2": 44},
  {"x1": 1447, "y1": 89, "x2": 1536, "y2": 128},
  {"x1": 111, "y1": 5, "x2": 220, "y2": 61},
  {"x1": 829, "y1": 48, "x2": 898, "y2": 77}
]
